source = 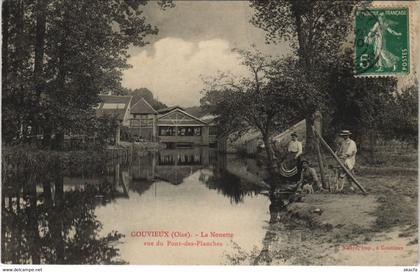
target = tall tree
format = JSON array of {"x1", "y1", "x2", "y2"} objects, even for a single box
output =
[
  {"x1": 2, "y1": 0, "x2": 36, "y2": 142},
  {"x1": 325, "y1": 49, "x2": 398, "y2": 161},
  {"x1": 326, "y1": 51, "x2": 396, "y2": 133},
  {"x1": 2, "y1": 0, "x2": 174, "y2": 148},
  {"x1": 250, "y1": 0, "x2": 358, "y2": 153},
  {"x1": 201, "y1": 49, "x2": 310, "y2": 183},
  {"x1": 381, "y1": 82, "x2": 418, "y2": 144}
]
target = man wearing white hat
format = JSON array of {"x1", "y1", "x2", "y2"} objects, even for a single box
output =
[{"x1": 336, "y1": 130, "x2": 357, "y2": 191}]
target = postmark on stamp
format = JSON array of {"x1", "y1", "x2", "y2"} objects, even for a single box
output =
[{"x1": 355, "y1": 7, "x2": 410, "y2": 76}]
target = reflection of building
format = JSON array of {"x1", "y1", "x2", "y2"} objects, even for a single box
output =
[
  {"x1": 96, "y1": 96, "x2": 217, "y2": 147},
  {"x1": 158, "y1": 148, "x2": 209, "y2": 166},
  {"x1": 155, "y1": 148, "x2": 210, "y2": 185},
  {"x1": 129, "y1": 148, "x2": 213, "y2": 185},
  {"x1": 62, "y1": 163, "x2": 130, "y2": 199},
  {"x1": 131, "y1": 153, "x2": 156, "y2": 181}
]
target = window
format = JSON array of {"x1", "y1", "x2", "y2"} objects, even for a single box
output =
[
  {"x1": 194, "y1": 127, "x2": 202, "y2": 136},
  {"x1": 209, "y1": 126, "x2": 217, "y2": 136},
  {"x1": 158, "y1": 126, "x2": 202, "y2": 136},
  {"x1": 177, "y1": 126, "x2": 201, "y2": 136},
  {"x1": 159, "y1": 126, "x2": 176, "y2": 136}
]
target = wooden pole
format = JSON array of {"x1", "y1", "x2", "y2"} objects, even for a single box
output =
[
  {"x1": 313, "y1": 111, "x2": 326, "y2": 189},
  {"x1": 312, "y1": 126, "x2": 368, "y2": 194},
  {"x1": 315, "y1": 138, "x2": 327, "y2": 189}
]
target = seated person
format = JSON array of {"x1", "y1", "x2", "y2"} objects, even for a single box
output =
[{"x1": 296, "y1": 159, "x2": 323, "y2": 193}]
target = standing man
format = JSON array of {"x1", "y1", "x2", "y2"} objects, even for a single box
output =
[{"x1": 336, "y1": 130, "x2": 357, "y2": 191}]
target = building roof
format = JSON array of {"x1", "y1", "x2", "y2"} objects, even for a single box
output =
[
  {"x1": 158, "y1": 108, "x2": 208, "y2": 126},
  {"x1": 96, "y1": 95, "x2": 132, "y2": 120},
  {"x1": 157, "y1": 106, "x2": 185, "y2": 115},
  {"x1": 131, "y1": 97, "x2": 158, "y2": 115}
]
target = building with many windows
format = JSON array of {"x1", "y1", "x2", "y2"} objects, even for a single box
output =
[
  {"x1": 96, "y1": 95, "x2": 217, "y2": 147},
  {"x1": 157, "y1": 107, "x2": 210, "y2": 147}
]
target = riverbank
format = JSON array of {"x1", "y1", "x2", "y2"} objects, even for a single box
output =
[
  {"x1": 2, "y1": 142, "x2": 162, "y2": 183},
  {"x1": 253, "y1": 165, "x2": 418, "y2": 265},
  {"x1": 113, "y1": 141, "x2": 162, "y2": 151},
  {"x1": 106, "y1": 141, "x2": 163, "y2": 159}
]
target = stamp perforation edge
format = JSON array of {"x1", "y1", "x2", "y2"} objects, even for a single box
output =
[{"x1": 353, "y1": 2, "x2": 417, "y2": 78}]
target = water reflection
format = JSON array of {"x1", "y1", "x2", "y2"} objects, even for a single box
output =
[
  {"x1": 2, "y1": 147, "x2": 274, "y2": 264},
  {"x1": 128, "y1": 148, "x2": 262, "y2": 203},
  {"x1": 2, "y1": 177, "x2": 126, "y2": 264}
]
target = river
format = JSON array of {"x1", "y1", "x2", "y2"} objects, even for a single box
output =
[{"x1": 1, "y1": 147, "x2": 273, "y2": 264}]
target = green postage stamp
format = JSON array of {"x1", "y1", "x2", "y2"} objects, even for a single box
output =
[{"x1": 355, "y1": 7, "x2": 410, "y2": 76}]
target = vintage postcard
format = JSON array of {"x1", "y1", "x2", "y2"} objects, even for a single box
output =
[{"x1": 1, "y1": 0, "x2": 419, "y2": 269}]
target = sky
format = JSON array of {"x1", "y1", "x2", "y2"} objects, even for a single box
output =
[{"x1": 122, "y1": 1, "x2": 290, "y2": 107}]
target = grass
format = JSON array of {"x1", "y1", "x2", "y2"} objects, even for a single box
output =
[{"x1": 245, "y1": 144, "x2": 419, "y2": 265}]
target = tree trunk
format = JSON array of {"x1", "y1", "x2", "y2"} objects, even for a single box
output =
[
  {"x1": 313, "y1": 111, "x2": 326, "y2": 188},
  {"x1": 34, "y1": 0, "x2": 47, "y2": 97},
  {"x1": 32, "y1": 0, "x2": 48, "y2": 136},
  {"x1": 53, "y1": 169, "x2": 65, "y2": 263},
  {"x1": 291, "y1": 3, "x2": 320, "y2": 158},
  {"x1": 26, "y1": 175, "x2": 41, "y2": 264},
  {"x1": 305, "y1": 114, "x2": 316, "y2": 154},
  {"x1": 1, "y1": 185, "x2": 6, "y2": 261},
  {"x1": 42, "y1": 166, "x2": 64, "y2": 264},
  {"x1": 42, "y1": 126, "x2": 52, "y2": 149},
  {"x1": 49, "y1": 13, "x2": 69, "y2": 151},
  {"x1": 13, "y1": 1, "x2": 28, "y2": 141},
  {"x1": 2, "y1": 0, "x2": 10, "y2": 81},
  {"x1": 9, "y1": 194, "x2": 19, "y2": 264},
  {"x1": 42, "y1": 176, "x2": 52, "y2": 206},
  {"x1": 262, "y1": 134, "x2": 277, "y2": 187},
  {"x1": 13, "y1": 0, "x2": 25, "y2": 77},
  {"x1": 52, "y1": 132, "x2": 65, "y2": 151},
  {"x1": 290, "y1": 3, "x2": 309, "y2": 70}
]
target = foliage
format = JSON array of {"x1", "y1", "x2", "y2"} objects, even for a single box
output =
[
  {"x1": 324, "y1": 49, "x2": 398, "y2": 141},
  {"x1": 201, "y1": 48, "x2": 312, "y2": 173},
  {"x1": 2, "y1": 146, "x2": 107, "y2": 178},
  {"x1": 2, "y1": 0, "x2": 173, "y2": 148},
  {"x1": 202, "y1": 167, "x2": 262, "y2": 204},
  {"x1": 249, "y1": 0, "x2": 360, "y2": 152},
  {"x1": 2, "y1": 182, "x2": 126, "y2": 264},
  {"x1": 119, "y1": 87, "x2": 167, "y2": 110},
  {"x1": 250, "y1": 0, "x2": 358, "y2": 71},
  {"x1": 184, "y1": 106, "x2": 205, "y2": 118},
  {"x1": 2, "y1": 147, "x2": 127, "y2": 264},
  {"x1": 89, "y1": 114, "x2": 120, "y2": 147},
  {"x1": 201, "y1": 48, "x2": 319, "y2": 138},
  {"x1": 381, "y1": 82, "x2": 418, "y2": 143}
]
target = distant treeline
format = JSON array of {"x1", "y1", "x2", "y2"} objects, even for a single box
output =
[{"x1": 116, "y1": 87, "x2": 167, "y2": 110}]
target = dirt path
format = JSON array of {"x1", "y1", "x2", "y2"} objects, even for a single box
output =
[{"x1": 252, "y1": 167, "x2": 418, "y2": 265}]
